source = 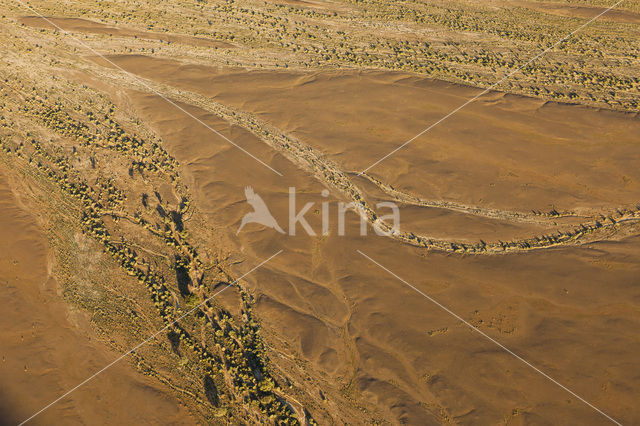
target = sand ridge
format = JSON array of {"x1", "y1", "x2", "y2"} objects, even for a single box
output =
[
  {"x1": 85, "y1": 55, "x2": 640, "y2": 253},
  {"x1": 1, "y1": 1, "x2": 639, "y2": 423},
  {"x1": 113, "y1": 74, "x2": 640, "y2": 423},
  {"x1": 18, "y1": 16, "x2": 233, "y2": 49},
  {"x1": 0, "y1": 169, "x2": 196, "y2": 425}
]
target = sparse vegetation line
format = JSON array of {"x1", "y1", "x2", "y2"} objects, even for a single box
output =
[
  {"x1": 0, "y1": 77, "x2": 314, "y2": 424},
  {"x1": 89, "y1": 70, "x2": 640, "y2": 254}
]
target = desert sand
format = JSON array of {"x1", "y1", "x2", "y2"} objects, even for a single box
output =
[
  {"x1": 0, "y1": 171, "x2": 195, "y2": 425},
  {"x1": 1, "y1": 0, "x2": 639, "y2": 424},
  {"x1": 509, "y1": 1, "x2": 640, "y2": 23},
  {"x1": 116, "y1": 71, "x2": 640, "y2": 424}
]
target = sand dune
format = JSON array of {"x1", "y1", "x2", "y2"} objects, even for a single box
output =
[
  {"x1": 0, "y1": 171, "x2": 195, "y2": 425},
  {"x1": 106, "y1": 72, "x2": 640, "y2": 423},
  {"x1": 94, "y1": 55, "x2": 640, "y2": 214},
  {"x1": 19, "y1": 17, "x2": 232, "y2": 49},
  {"x1": 3, "y1": 2, "x2": 639, "y2": 424}
]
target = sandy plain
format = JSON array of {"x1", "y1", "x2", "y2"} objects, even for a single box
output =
[
  {"x1": 0, "y1": 2, "x2": 639, "y2": 424},
  {"x1": 98, "y1": 57, "x2": 640, "y2": 423}
]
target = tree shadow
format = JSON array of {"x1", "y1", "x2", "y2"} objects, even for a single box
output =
[
  {"x1": 175, "y1": 256, "x2": 192, "y2": 296},
  {"x1": 203, "y1": 375, "x2": 219, "y2": 406},
  {"x1": 166, "y1": 330, "x2": 181, "y2": 355}
]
